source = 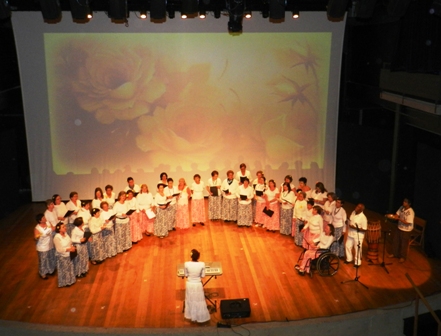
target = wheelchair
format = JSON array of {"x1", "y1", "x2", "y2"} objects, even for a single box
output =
[{"x1": 294, "y1": 237, "x2": 342, "y2": 278}]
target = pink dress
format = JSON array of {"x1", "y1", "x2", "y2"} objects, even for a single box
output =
[
  {"x1": 176, "y1": 187, "x2": 191, "y2": 229},
  {"x1": 137, "y1": 192, "x2": 155, "y2": 234},
  {"x1": 126, "y1": 198, "x2": 142, "y2": 242},
  {"x1": 191, "y1": 182, "x2": 206, "y2": 223},
  {"x1": 263, "y1": 188, "x2": 280, "y2": 231}
]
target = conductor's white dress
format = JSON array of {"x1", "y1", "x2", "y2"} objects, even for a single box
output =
[{"x1": 184, "y1": 261, "x2": 210, "y2": 323}]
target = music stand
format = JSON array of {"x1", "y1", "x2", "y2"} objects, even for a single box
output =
[
  {"x1": 341, "y1": 225, "x2": 369, "y2": 290},
  {"x1": 368, "y1": 225, "x2": 392, "y2": 274}
]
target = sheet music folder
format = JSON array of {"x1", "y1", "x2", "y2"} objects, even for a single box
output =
[{"x1": 176, "y1": 261, "x2": 223, "y2": 277}]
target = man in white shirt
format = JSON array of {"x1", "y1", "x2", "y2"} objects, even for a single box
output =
[
  {"x1": 388, "y1": 198, "x2": 415, "y2": 263},
  {"x1": 344, "y1": 203, "x2": 368, "y2": 267},
  {"x1": 124, "y1": 177, "x2": 140, "y2": 194}
]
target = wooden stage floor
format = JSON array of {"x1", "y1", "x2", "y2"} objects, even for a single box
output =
[{"x1": 0, "y1": 201, "x2": 440, "y2": 329}]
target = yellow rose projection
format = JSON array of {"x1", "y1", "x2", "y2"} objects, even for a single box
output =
[{"x1": 44, "y1": 33, "x2": 331, "y2": 175}]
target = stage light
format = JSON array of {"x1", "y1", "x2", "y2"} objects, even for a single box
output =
[
  {"x1": 87, "y1": 10, "x2": 93, "y2": 19},
  {"x1": 269, "y1": 0, "x2": 286, "y2": 20},
  {"x1": 139, "y1": 10, "x2": 147, "y2": 19},
  {"x1": 244, "y1": 11, "x2": 252, "y2": 19},
  {"x1": 181, "y1": 0, "x2": 198, "y2": 18},
  {"x1": 292, "y1": 9, "x2": 299, "y2": 18},
  {"x1": 227, "y1": 0, "x2": 244, "y2": 33},
  {"x1": 69, "y1": 0, "x2": 91, "y2": 21},
  {"x1": 39, "y1": 0, "x2": 61, "y2": 21},
  {"x1": 199, "y1": 10, "x2": 206, "y2": 19},
  {"x1": 181, "y1": 13, "x2": 187, "y2": 18},
  {"x1": 150, "y1": 0, "x2": 166, "y2": 20}
]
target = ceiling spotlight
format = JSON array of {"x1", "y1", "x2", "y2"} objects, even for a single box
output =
[
  {"x1": 244, "y1": 11, "x2": 252, "y2": 19},
  {"x1": 140, "y1": 10, "x2": 147, "y2": 19},
  {"x1": 199, "y1": 10, "x2": 206, "y2": 18},
  {"x1": 181, "y1": 13, "x2": 188, "y2": 19},
  {"x1": 292, "y1": 9, "x2": 299, "y2": 19},
  {"x1": 87, "y1": 10, "x2": 93, "y2": 19}
]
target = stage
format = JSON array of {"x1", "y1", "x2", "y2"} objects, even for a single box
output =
[{"x1": 0, "y1": 201, "x2": 440, "y2": 333}]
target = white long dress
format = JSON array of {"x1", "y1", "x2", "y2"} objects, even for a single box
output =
[{"x1": 184, "y1": 261, "x2": 211, "y2": 323}]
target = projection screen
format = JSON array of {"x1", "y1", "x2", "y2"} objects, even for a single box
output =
[{"x1": 11, "y1": 12, "x2": 345, "y2": 201}]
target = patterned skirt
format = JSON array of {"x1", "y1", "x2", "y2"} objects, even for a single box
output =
[
  {"x1": 66, "y1": 223, "x2": 75, "y2": 237},
  {"x1": 56, "y1": 254, "x2": 76, "y2": 288},
  {"x1": 191, "y1": 199, "x2": 206, "y2": 223},
  {"x1": 102, "y1": 228, "x2": 117, "y2": 258},
  {"x1": 254, "y1": 202, "x2": 266, "y2": 225},
  {"x1": 129, "y1": 212, "x2": 143, "y2": 242},
  {"x1": 263, "y1": 202, "x2": 280, "y2": 231},
  {"x1": 73, "y1": 243, "x2": 89, "y2": 276},
  {"x1": 331, "y1": 226, "x2": 345, "y2": 257},
  {"x1": 237, "y1": 203, "x2": 253, "y2": 226},
  {"x1": 280, "y1": 208, "x2": 294, "y2": 235},
  {"x1": 222, "y1": 198, "x2": 238, "y2": 221},
  {"x1": 89, "y1": 231, "x2": 106, "y2": 261},
  {"x1": 294, "y1": 219, "x2": 305, "y2": 246},
  {"x1": 185, "y1": 281, "x2": 211, "y2": 323},
  {"x1": 176, "y1": 203, "x2": 190, "y2": 229},
  {"x1": 154, "y1": 208, "x2": 169, "y2": 237},
  {"x1": 115, "y1": 218, "x2": 132, "y2": 253},
  {"x1": 167, "y1": 204, "x2": 177, "y2": 231},
  {"x1": 139, "y1": 212, "x2": 154, "y2": 233},
  {"x1": 37, "y1": 249, "x2": 56, "y2": 277},
  {"x1": 208, "y1": 196, "x2": 222, "y2": 220}
]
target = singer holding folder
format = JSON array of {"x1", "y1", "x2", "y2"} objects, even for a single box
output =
[
  {"x1": 279, "y1": 183, "x2": 296, "y2": 235},
  {"x1": 207, "y1": 171, "x2": 222, "y2": 220},
  {"x1": 221, "y1": 170, "x2": 239, "y2": 222},
  {"x1": 344, "y1": 203, "x2": 368, "y2": 267},
  {"x1": 237, "y1": 178, "x2": 255, "y2": 227}
]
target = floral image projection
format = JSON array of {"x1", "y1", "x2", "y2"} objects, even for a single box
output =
[{"x1": 45, "y1": 33, "x2": 331, "y2": 175}]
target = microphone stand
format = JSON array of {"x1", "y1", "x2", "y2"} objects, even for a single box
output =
[
  {"x1": 369, "y1": 225, "x2": 392, "y2": 274},
  {"x1": 341, "y1": 223, "x2": 369, "y2": 290}
]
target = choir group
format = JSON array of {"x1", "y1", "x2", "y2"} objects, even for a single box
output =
[{"x1": 34, "y1": 163, "x2": 347, "y2": 288}]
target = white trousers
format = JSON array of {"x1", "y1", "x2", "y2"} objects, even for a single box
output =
[{"x1": 345, "y1": 236, "x2": 364, "y2": 265}]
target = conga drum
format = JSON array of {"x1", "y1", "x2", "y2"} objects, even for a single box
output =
[{"x1": 366, "y1": 220, "x2": 381, "y2": 262}]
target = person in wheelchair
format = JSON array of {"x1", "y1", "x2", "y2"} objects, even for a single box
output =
[{"x1": 296, "y1": 224, "x2": 335, "y2": 275}]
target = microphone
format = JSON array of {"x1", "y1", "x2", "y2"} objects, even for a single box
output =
[{"x1": 354, "y1": 222, "x2": 360, "y2": 232}]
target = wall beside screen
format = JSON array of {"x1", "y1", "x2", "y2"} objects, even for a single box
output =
[{"x1": 11, "y1": 12, "x2": 345, "y2": 201}]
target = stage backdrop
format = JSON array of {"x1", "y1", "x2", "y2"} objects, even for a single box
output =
[{"x1": 11, "y1": 12, "x2": 345, "y2": 201}]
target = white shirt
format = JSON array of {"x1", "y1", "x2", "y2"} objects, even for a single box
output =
[
  {"x1": 222, "y1": 179, "x2": 239, "y2": 200},
  {"x1": 207, "y1": 178, "x2": 222, "y2": 197},
  {"x1": 100, "y1": 209, "x2": 115, "y2": 228},
  {"x1": 396, "y1": 206, "x2": 415, "y2": 232},
  {"x1": 347, "y1": 211, "x2": 368, "y2": 239},
  {"x1": 164, "y1": 186, "x2": 179, "y2": 205},
  {"x1": 178, "y1": 187, "x2": 190, "y2": 205},
  {"x1": 314, "y1": 233, "x2": 334, "y2": 249},
  {"x1": 125, "y1": 197, "x2": 138, "y2": 210},
  {"x1": 280, "y1": 191, "x2": 296, "y2": 210},
  {"x1": 191, "y1": 182, "x2": 205, "y2": 200},
  {"x1": 77, "y1": 208, "x2": 91, "y2": 227},
  {"x1": 66, "y1": 199, "x2": 81, "y2": 223},
  {"x1": 311, "y1": 190, "x2": 327, "y2": 208},
  {"x1": 103, "y1": 192, "x2": 116, "y2": 209},
  {"x1": 331, "y1": 207, "x2": 347, "y2": 228},
  {"x1": 44, "y1": 209, "x2": 58, "y2": 227},
  {"x1": 137, "y1": 193, "x2": 154, "y2": 210},
  {"x1": 71, "y1": 226, "x2": 85, "y2": 244},
  {"x1": 89, "y1": 216, "x2": 105, "y2": 234},
  {"x1": 35, "y1": 224, "x2": 53, "y2": 252},
  {"x1": 53, "y1": 233, "x2": 72, "y2": 257},
  {"x1": 264, "y1": 188, "x2": 279, "y2": 203},
  {"x1": 323, "y1": 200, "x2": 336, "y2": 222},
  {"x1": 254, "y1": 183, "x2": 266, "y2": 203},
  {"x1": 92, "y1": 198, "x2": 104, "y2": 209},
  {"x1": 305, "y1": 214, "x2": 323, "y2": 235},
  {"x1": 113, "y1": 201, "x2": 129, "y2": 218},
  {"x1": 154, "y1": 193, "x2": 168, "y2": 207},
  {"x1": 124, "y1": 184, "x2": 141, "y2": 193},
  {"x1": 54, "y1": 202, "x2": 68, "y2": 224},
  {"x1": 293, "y1": 199, "x2": 308, "y2": 219},
  {"x1": 235, "y1": 170, "x2": 251, "y2": 183},
  {"x1": 237, "y1": 185, "x2": 254, "y2": 205},
  {"x1": 184, "y1": 261, "x2": 205, "y2": 283}
]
